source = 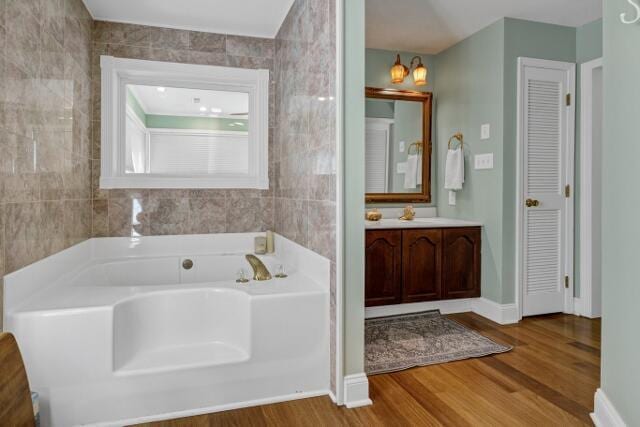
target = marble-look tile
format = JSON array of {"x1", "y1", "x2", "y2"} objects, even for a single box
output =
[
  {"x1": 188, "y1": 198, "x2": 227, "y2": 234},
  {"x1": 63, "y1": 199, "x2": 91, "y2": 245},
  {"x1": 188, "y1": 31, "x2": 225, "y2": 53},
  {"x1": 227, "y1": 197, "x2": 273, "y2": 233},
  {"x1": 226, "y1": 35, "x2": 274, "y2": 58},
  {"x1": 307, "y1": 200, "x2": 335, "y2": 261},
  {"x1": 275, "y1": 197, "x2": 308, "y2": 247},
  {"x1": 91, "y1": 199, "x2": 108, "y2": 237},
  {"x1": 92, "y1": 21, "x2": 151, "y2": 47},
  {"x1": 148, "y1": 27, "x2": 190, "y2": 50},
  {"x1": 148, "y1": 197, "x2": 190, "y2": 235},
  {"x1": 108, "y1": 197, "x2": 148, "y2": 237}
]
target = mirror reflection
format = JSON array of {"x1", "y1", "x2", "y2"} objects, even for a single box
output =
[
  {"x1": 364, "y1": 88, "x2": 432, "y2": 203},
  {"x1": 125, "y1": 85, "x2": 250, "y2": 175}
]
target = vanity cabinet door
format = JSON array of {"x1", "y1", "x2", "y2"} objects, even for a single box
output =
[
  {"x1": 442, "y1": 228, "x2": 481, "y2": 299},
  {"x1": 365, "y1": 230, "x2": 403, "y2": 307},
  {"x1": 402, "y1": 229, "x2": 442, "y2": 303}
]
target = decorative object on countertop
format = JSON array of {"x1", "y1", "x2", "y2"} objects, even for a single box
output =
[
  {"x1": 366, "y1": 209, "x2": 383, "y2": 221},
  {"x1": 274, "y1": 264, "x2": 288, "y2": 279},
  {"x1": 365, "y1": 310, "x2": 512, "y2": 375},
  {"x1": 254, "y1": 236, "x2": 267, "y2": 254},
  {"x1": 265, "y1": 230, "x2": 275, "y2": 253},
  {"x1": 399, "y1": 205, "x2": 416, "y2": 221}
]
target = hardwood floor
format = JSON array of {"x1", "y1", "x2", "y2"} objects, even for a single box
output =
[{"x1": 137, "y1": 313, "x2": 601, "y2": 427}]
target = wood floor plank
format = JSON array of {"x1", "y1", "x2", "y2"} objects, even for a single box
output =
[{"x1": 137, "y1": 314, "x2": 600, "y2": 427}]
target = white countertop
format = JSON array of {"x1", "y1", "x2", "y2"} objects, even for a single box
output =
[{"x1": 365, "y1": 217, "x2": 483, "y2": 229}]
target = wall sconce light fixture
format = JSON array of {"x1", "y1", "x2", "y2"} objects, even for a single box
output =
[{"x1": 390, "y1": 54, "x2": 428, "y2": 86}]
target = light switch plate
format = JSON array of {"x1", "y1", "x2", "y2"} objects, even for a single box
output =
[
  {"x1": 481, "y1": 124, "x2": 491, "y2": 140},
  {"x1": 448, "y1": 190, "x2": 457, "y2": 206},
  {"x1": 474, "y1": 153, "x2": 494, "y2": 170},
  {"x1": 397, "y1": 162, "x2": 408, "y2": 174},
  {"x1": 399, "y1": 141, "x2": 406, "y2": 152}
]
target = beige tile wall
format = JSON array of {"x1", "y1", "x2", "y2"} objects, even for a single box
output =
[
  {"x1": 274, "y1": 0, "x2": 337, "y2": 393},
  {"x1": 90, "y1": 22, "x2": 277, "y2": 237},
  {"x1": 0, "y1": 0, "x2": 93, "y2": 328}
]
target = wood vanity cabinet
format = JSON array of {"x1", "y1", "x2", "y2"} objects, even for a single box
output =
[
  {"x1": 365, "y1": 230, "x2": 403, "y2": 306},
  {"x1": 365, "y1": 227, "x2": 481, "y2": 307}
]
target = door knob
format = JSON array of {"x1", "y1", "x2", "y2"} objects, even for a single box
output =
[{"x1": 525, "y1": 198, "x2": 540, "y2": 207}]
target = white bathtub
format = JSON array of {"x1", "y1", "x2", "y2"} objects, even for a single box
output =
[{"x1": 3, "y1": 233, "x2": 330, "y2": 426}]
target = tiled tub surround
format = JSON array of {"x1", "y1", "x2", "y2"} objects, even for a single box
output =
[
  {"x1": 3, "y1": 233, "x2": 330, "y2": 426},
  {"x1": 89, "y1": 22, "x2": 277, "y2": 237},
  {"x1": 0, "y1": 0, "x2": 94, "y2": 328},
  {"x1": 274, "y1": 0, "x2": 337, "y2": 393}
]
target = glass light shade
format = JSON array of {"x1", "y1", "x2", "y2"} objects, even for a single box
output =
[
  {"x1": 413, "y1": 64, "x2": 428, "y2": 86},
  {"x1": 390, "y1": 54, "x2": 408, "y2": 84}
]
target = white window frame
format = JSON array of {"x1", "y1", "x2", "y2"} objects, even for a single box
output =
[{"x1": 100, "y1": 55, "x2": 269, "y2": 189}]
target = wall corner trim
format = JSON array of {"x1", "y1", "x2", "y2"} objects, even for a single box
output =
[
  {"x1": 472, "y1": 298, "x2": 519, "y2": 325},
  {"x1": 591, "y1": 388, "x2": 627, "y2": 427},
  {"x1": 343, "y1": 373, "x2": 372, "y2": 408}
]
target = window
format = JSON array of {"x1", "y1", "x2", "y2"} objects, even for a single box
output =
[{"x1": 100, "y1": 56, "x2": 269, "y2": 189}]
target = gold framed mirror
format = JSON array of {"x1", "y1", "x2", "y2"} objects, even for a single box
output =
[{"x1": 364, "y1": 87, "x2": 432, "y2": 203}]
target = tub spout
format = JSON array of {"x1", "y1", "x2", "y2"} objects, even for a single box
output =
[{"x1": 245, "y1": 254, "x2": 272, "y2": 281}]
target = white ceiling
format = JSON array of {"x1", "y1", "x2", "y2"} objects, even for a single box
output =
[
  {"x1": 82, "y1": 0, "x2": 295, "y2": 38},
  {"x1": 129, "y1": 85, "x2": 249, "y2": 118},
  {"x1": 366, "y1": 0, "x2": 602, "y2": 54}
]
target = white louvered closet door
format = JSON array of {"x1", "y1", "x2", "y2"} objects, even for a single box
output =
[{"x1": 521, "y1": 59, "x2": 575, "y2": 317}]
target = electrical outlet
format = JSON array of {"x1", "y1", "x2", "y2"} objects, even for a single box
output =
[
  {"x1": 399, "y1": 141, "x2": 406, "y2": 152},
  {"x1": 397, "y1": 162, "x2": 408, "y2": 174},
  {"x1": 474, "y1": 153, "x2": 494, "y2": 170},
  {"x1": 481, "y1": 124, "x2": 491, "y2": 140}
]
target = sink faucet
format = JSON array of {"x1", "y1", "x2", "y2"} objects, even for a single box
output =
[{"x1": 245, "y1": 254, "x2": 272, "y2": 281}]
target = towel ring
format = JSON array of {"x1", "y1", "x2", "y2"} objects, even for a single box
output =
[
  {"x1": 448, "y1": 132, "x2": 464, "y2": 150},
  {"x1": 408, "y1": 141, "x2": 423, "y2": 155}
]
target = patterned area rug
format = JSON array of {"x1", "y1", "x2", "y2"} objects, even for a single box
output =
[{"x1": 365, "y1": 310, "x2": 512, "y2": 375}]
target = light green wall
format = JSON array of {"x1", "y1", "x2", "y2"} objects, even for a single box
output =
[
  {"x1": 344, "y1": 0, "x2": 366, "y2": 377},
  {"x1": 365, "y1": 48, "x2": 437, "y2": 207},
  {"x1": 127, "y1": 88, "x2": 147, "y2": 123},
  {"x1": 435, "y1": 20, "x2": 506, "y2": 303},
  {"x1": 146, "y1": 115, "x2": 248, "y2": 131},
  {"x1": 574, "y1": 19, "x2": 603, "y2": 297},
  {"x1": 501, "y1": 18, "x2": 577, "y2": 303},
  {"x1": 600, "y1": 1, "x2": 640, "y2": 424},
  {"x1": 365, "y1": 99, "x2": 394, "y2": 118}
]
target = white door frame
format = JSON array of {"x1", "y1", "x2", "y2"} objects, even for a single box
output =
[
  {"x1": 579, "y1": 57, "x2": 603, "y2": 319},
  {"x1": 334, "y1": 0, "x2": 344, "y2": 405},
  {"x1": 515, "y1": 57, "x2": 576, "y2": 320}
]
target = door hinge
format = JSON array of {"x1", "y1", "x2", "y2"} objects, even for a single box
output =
[
  {"x1": 566, "y1": 93, "x2": 571, "y2": 106},
  {"x1": 564, "y1": 275, "x2": 570, "y2": 288},
  {"x1": 565, "y1": 184, "x2": 571, "y2": 198}
]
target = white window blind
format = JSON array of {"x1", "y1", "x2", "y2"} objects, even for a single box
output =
[{"x1": 149, "y1": 131, "x2": 249, "y2": 175}]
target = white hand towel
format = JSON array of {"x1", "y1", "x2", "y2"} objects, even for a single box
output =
[
  {"x1": 404, "y1": 154, "x2": 419, "y2": 189},
  {"x1": 444, "y1": 148, "x2": 464, "y2": 190},
  {"x1": 416, "y1": 153, "x2": 422, "y2": 187}
]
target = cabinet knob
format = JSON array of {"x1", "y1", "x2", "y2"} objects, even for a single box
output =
[{"x1": 525, "y1": 198, "x2": 540, "y2": 207}]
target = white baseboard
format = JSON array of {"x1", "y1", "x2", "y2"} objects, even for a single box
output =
[
  {"x1": 472, "y1": 298, "x2": 519, "y2": 325},
  {"x1": 343, "y1": 373, "x2": 372, "y2": 408},
  {"x1": 574, "y1": 297, "x2": 584, "y2": 316},
  {"x1": 365, "y1": 298, "x2": 519, "y2": 325},
  {"x1": 591, "y1": 388, "x2": 627, "y2": 427},
  {"x1": 365, "y1": 298, "x2": 475, "y2": 319}
]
